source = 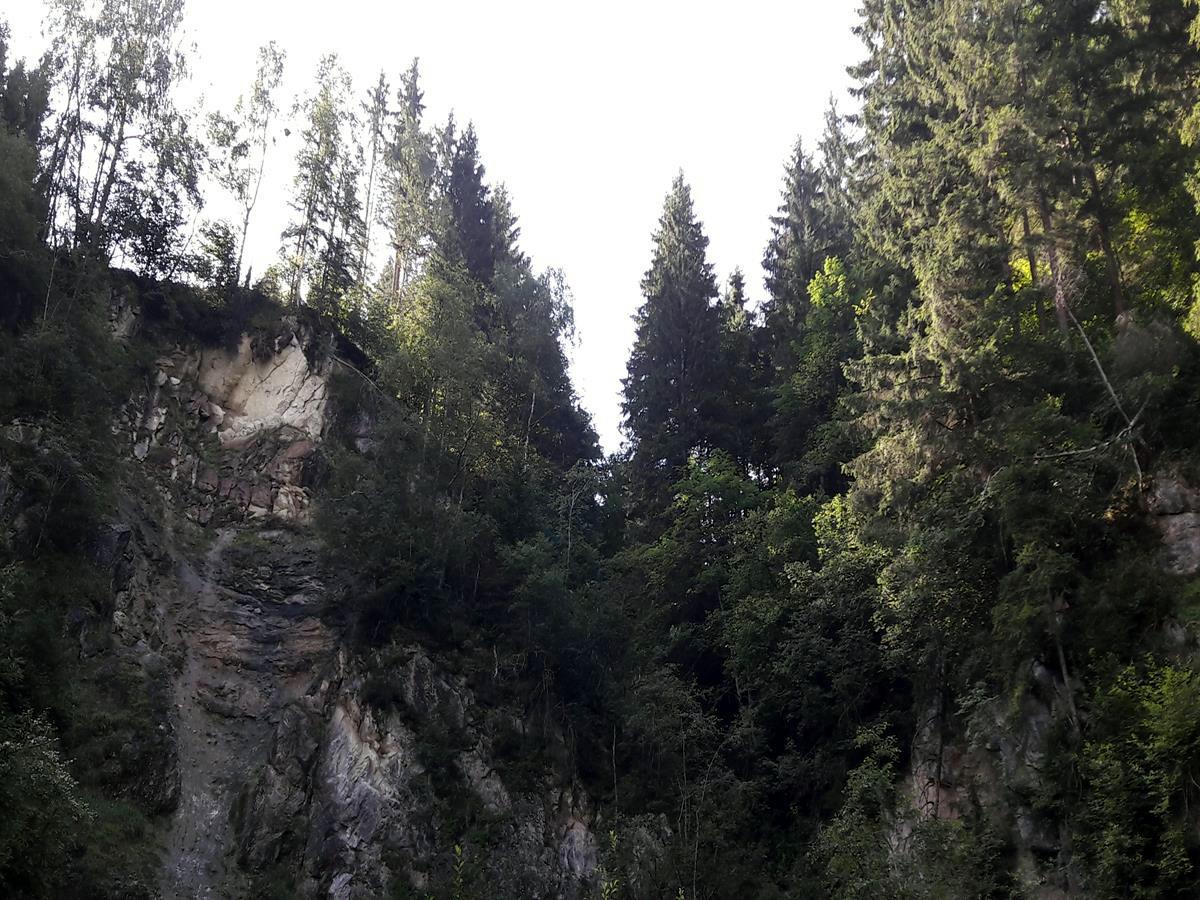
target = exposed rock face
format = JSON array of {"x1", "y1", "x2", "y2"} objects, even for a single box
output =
[
  {"x1": 161, "y1": 528, "x2": 336, "y2": 900},
  {"x1": 898, "y1": 668, "x2": 1080, "y2": 899},
  {"x1": 249, "y1": 650, "x2": 600, "y2": 898},
  {"x1": 193, "y1": 332, "x2": 330, "y2": 448},
  {"x1": 102, "y1": 316, "x2": 598, "y2": 897},
  {"x1": 1147, "y1": 471, "x2": 1200, "y2": 575},
  {"x1": 128, "y1": 325, "x2": 328, "y2": 525}
]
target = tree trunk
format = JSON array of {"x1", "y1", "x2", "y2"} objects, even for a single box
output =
[
  {"x1": 522, "y1": 391, "x2": 535, "y2": 468},
  {"x1": 92, "y1": 103, "x2": 129, "y2": 250},
  {"x1": 41, "y1": 60, "x2": 85, "y2": 243},
  {"x1": 237, "y1": 123, "x2": 271, "y2": 286},
  {"x1": 85, "y1": 104, "x2": 115, "y2": 232},
  {"x1": 360, "y1": 132, "x2": 380, "y2": 287},
  {"x1": 291, "y1": 171, "x2": 320, "y2": 304},
  {"x1": 1036, "y1": 190, "x2": 1070, "y2": 334}
]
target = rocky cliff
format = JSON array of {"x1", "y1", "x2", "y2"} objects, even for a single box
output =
[{"x1": 91, "y1": 310, "x2": 599, "y2": 898}]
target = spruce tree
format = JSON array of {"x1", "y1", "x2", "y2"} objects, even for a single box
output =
[
  {"x1": 761, "y1": 140, "x2": 828, "y2": 368},
  {"x1": 622, "y1": 174, "x2": 723, "y2": 513},
  {"x1": 382, "y1": 59, "x2": 436, "y2": 297},
  {"x1": 759, "y1": 113, "x2": 860, "y2": 488},
  {"x1": 713, "y1": 268, "x2": 768, "y2": 470},
  {"x1": 817, "y1": 98, "x2": 855, "y2": 262},
  {"x1": 439, "y1": 119, "x2": 497, "y2": 286}
]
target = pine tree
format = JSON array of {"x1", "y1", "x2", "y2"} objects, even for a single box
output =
[
  {"x1": 930, "y1": 0, "x2": 1192, "y2": 330},
  {"x1": 712, "y1": 268, "x2": 768, "y2": 469},
  {"x1": 382, "y1": 58, "x2": 436, "y2": 298},
  {"x1": 762, "y1": 141, "x2": 826, "y2": 365},
  {"x1": 491, "y1": 184, "x2": 526, "y2": 270},
  {"x1": 817, "y1": 98, "x2": 855, "y2": 262},
  {"x1": 761, "y1": 131, "x2": 852, "y2": 374},
  {"x1": 757, "y1": 108, "x2": 863, "y2": 489},
  {"x1": 622, "y1": 174, "x2": 724, "y2": 513},
  {"x1": 842, "y1": 0, "x2": 1198, "y2": 748},
  {"x1": 438, "y1": 119, "x2": 497, "y2": 286},
  {"x1": 358, "y1": 70, "x2": 388, "y2": 288},
  {"x1": 0, "y1": 29, "x2": 50, "y2": 147},
  {"x1": 0, "y1": 24, "x2": 52, "y2": 327}
]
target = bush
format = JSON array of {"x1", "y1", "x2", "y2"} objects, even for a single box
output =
[
  {"x1": 0, "y1": 712, "x2": 92, "y2": 896},
  {"x1": 1078, "y1": 663, "x2": 1200, "y2": 898}
]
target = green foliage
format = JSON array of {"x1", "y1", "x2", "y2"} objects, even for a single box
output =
[
  {"x1": 282, "y1": 53, "x2": 364, "y2": 314},
  {"x1": 622, "y1": 175, "x2": 727, "y2": 515},
  {"x1": 815, "y1": 724, "x2": 899, "y2": 899},
  {"x1": 1079, "y1": 663, "x2": 1200, "y2": 898},
  {"x1": 0, "y1": 711, "x2": 92, "y2": 896},
  {"x1": 816, "y1": 725, "x2": 1010, "y2": 900},
  {"x1": 68, "y1": 794, "x2": 160, "y2": 899},
  {"x1": 593, "y1": 0, "x2": 1200, "y2": 893},
  {"x1": 39, "y1": 0, "x2": 201, "y2": 266},
  {"x1": 0, "y1": 61, "x2": 185, "y2": 884},
  {"x1": 770, "y1": 256, "x2": 863, "y2": 492},
  {"x1": 762, "y1": 139, "x2": 848, "y2": 364},
  {"x1": 594, "y1": 830, "x2": 622, "y2": 900},
  {"x1": 0, "y1": 129, "x2": 48, "y2": 328},
  {"x1": 193, "y1": 218, "x2": 240, "y2": 295}
]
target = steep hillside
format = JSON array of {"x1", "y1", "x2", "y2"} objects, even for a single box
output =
[
  {"x1": 2, "y1": 283, "x2": 602, "y2": 898},
  {"x1": 8, "y1": 3, "x2": 1200, "y2": 898}
]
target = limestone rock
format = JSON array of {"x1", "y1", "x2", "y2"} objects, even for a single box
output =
[
  {"x1": 1148, "y1": 471, "x2": 1200, "y2": 574},
  {"x1": 193, "y1": 334, "x2": 329, "y2": 447},
  {"x1": 94, "y1": 318, "x2": 601, "y2": 898}
]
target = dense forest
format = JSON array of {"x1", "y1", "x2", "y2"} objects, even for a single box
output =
[{"x1": 4, "y1": 0, "x2": 1200, "y2": 897}]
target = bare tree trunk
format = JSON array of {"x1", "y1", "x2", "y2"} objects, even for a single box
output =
[
  {"x1": 236, "y1": 203, "x2": 253, "y2": 286},
  {"x1": 92, "y1": 103, "x2": 129, "y2": 249},
  {"x1": 72, "y1": 104, "x2": 87, "y2": 247},
  {"x1": 565, "y1": 484, "x2": 578, "y2": 572},
  {"x1": 359, "y1": 129, "x2": 380, "y2": 287},
  {"x1": 41, "y1": 62, "x2": 85, "y2": 243},
  {"x1": 522, "y1": 391, "x2": 536, "y2": 468},
  {"x1": 1036, "y1": 190, "x2": 1070, "y2": 334},
  {"x1": 85, "y1": 105, "x2": 115, "y2": 228},
  {"x1": 237, "y1": 118, "x2": 272, "y2": 285},
  {"x1": 291, "y1": 176, "x2": 320, "y2": 304}
]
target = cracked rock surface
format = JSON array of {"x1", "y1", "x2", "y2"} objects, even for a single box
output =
[{"x1": 107, "y1": 320, "x2": 599, "y2": 898}]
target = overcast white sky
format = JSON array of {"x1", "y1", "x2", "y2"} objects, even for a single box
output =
[{"x1": 7, "y1": 1, "x2": 862, "y2": 452}]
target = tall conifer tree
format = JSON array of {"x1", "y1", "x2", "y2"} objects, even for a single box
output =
[
  {"x1": 383, "y1": 59, "x2": 436, "y2": 297},
  {"x1": 622, "y1": 174, "x2": 723, "y2": 513}
]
